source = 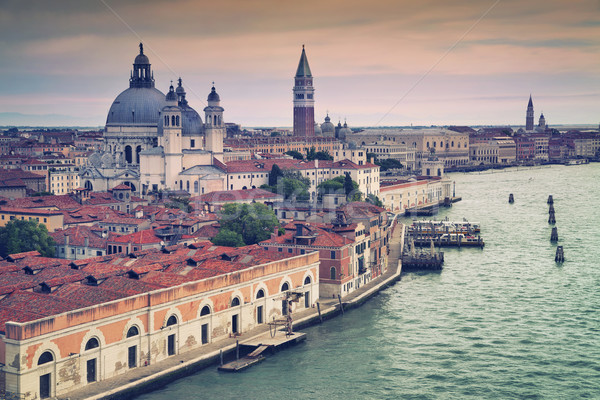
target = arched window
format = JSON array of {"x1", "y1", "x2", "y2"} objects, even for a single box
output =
[
  {"x1": 194, "y1": 181, "x2": 199, "y2": 193},
  {"x1": 125, "y1": 145, "x2": 133, "y2": 164},
  {"x1": 126, "y1": 326, "x2": 139, "y2": 338},
  {"x1": 281, "y1": 282, "x2": 289, "y2": 292},
  {"x1": 231, "y1": 297, "x2": 240, "y2": 307},
  {"x1": 164, "y1": 116, "x2": 169, "y2": 126},
  {"x1": 136, "y1": 146, "x2": 142, "y2": 164},
  {"x1": 85, "y1": 338, "x2": 99, "y2": 350},
  {"x1": 38, "y1": 351, "x2": 54, "y2": 365},
  {"x1": 171, "y1": 115, "x2": 175, "y2": 126},
  {"x1": 200, "y1": 306, "x2": 211, "y2": 316},
  {"x1": 304, "y1": 276, "x2": 311, "y2": 285},
  {"x1": 84, "y1": 180, "x2": 93, "y2": 191},
  {"x1": 166, "y1": 315, "x2": 178, "y2": 326},
  {"x1": 213, "y1": 115, "x2": 217, "y2": 125},
  {"x1": 176, "y1": 116, "x2": 180, "y2": 126},
  {"x1": 186, "y1": 181, "x2": 190, "y2": 192},
  {"x1": 256, "y1": 289, "x2": 265, "y2": 299},
  {"x1": 330, "y1": 267, "x2": 336, "y2": 280}
]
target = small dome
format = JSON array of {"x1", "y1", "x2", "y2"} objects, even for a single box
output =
[
  {"x1": 134, "y1": 53, "x2": 149, "y2": 65},
  {"x1": 175, "y1": 77, "x2": 185, "y2": 95},
  {"x1": 134, "y1": 43, "x2": 149, "y2": 64},
  {"x1": 314, "y1": 122, "x2": 322, "y2": 135},
  {"x1": 207, "y1": 86, "x2": 220, "y2": 102},
  {"x1": 321, "y1": 114, "x2": 335, "y2": 137},
  {"x1": 165, "y1": 85, "x2": 177, "y2": 102}
]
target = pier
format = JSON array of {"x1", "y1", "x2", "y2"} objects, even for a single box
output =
[{"x1": 218, "y1": 332, "x2": 307, "y2": 372}]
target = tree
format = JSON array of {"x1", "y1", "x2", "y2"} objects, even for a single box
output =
[
  {"x1": 344, "y1": 173, "x2": 354, "y2": 198},
  {"x1": 317, "y1": 175, "x2": 362, "y2": 201},
  {"x1": 262, "y1": 170, "x2": 310, "y2": 201},
  {"x1": 314, "y1": 150, "x2": 333, "y2": 161},
  {"x1": 285, "y1": 150, "x2": 304, "y2": 160},
  {"x1": 0, "y1": 220, "x2": 56, "y2": 258},
  {"x1": 305, "y1": 146, "x2": 317, "y2": 161},
  {"x1": 366, "y1": 194, "x2": 383, "y2": 207},
  {"x1": 217, "y1": 203, "x2": 280, "y2": 245},
  {"x1": 375, "y1": 158, "x2": 403, "y2": 172},
  {"x1": 268, "y1": 164, "x2": 283, "y2": 186},
  {"x1": 211, "y1": 229, "x2": 245, "y2": 247}
]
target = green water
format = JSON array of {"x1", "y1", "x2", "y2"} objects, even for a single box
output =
[{"x1": 139, "y1": 164, "x2": 600, "y2": 399}]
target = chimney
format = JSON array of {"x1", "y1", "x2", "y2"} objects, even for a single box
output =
[
  {"x1": 369, "y1": 156, "x2": 374, "y2": 164},
  {"x1": 84, "y1": 236, "x2": 89, "y2": 248},
  {"x1": 65, "y1": 234, "x2": 70, "y2": 246},
  {"x1": 315, "y1": 159, "x2": 319, "y2": 169}
]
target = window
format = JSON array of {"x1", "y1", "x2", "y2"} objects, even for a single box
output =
[
  {"x1": 331, "y1": 251, "x2": 336, "y2": 259},
  {"x1": 231, "y1": 297, "x2": 240, "y2": 307},
  {"x1": 126, "y1": 326, "x2": 139, "y2": 338},
  {"x1": 256, "y1": 289, "x2": 265, "y2": 299},
  {"x1": 281, "y1": 282, "x2": 289, "y2": 292},
  {"x1": 166, "y1": 315, "x2": 178, "y2": 326},
  {"x1": 330, "y1": 267, "x2": 336, "y2": 280},
  {"x1": 38, "y1": 351, "x2": 54, "y2": 365},
  {"x1": 190, "y1": 139, "x2": 195, "y2": 148},
  {"x1": 85, "y1": 338, "x2": 99, "y2": 350},
  {"x1": 200, "y1": 305, "x2": 211, "y2": 316}
]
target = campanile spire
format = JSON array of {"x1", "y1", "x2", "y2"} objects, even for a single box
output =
[{"x1": 293, "y1": 46, "x2": 315, "y2": 137}]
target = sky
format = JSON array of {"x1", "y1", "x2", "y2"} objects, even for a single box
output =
[{"x1": 0, "y1": 0, "x2": 598, "y2": 128}]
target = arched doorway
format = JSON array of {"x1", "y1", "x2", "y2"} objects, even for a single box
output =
[
  {"x1": 200, "y1": 305, "x2": 211, "y2": 344},
  {"x1": 37, "y1": 351, "x2": 54, "y2": 399},
  {"x1": 231, "y1": 297, "x2": 241, "y2": 334}
]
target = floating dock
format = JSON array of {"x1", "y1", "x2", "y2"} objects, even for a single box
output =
[{"x1": 218, "y1": 332, "x2": 307, "y2": 372}]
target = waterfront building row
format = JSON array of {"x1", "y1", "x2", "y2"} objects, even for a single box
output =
[{"x1": 0, "y1": 245, "x2": 319, "y2": 399}]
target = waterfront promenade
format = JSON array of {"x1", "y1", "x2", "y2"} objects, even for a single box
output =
[{"x1": 59, "y1": 224, "x2": 405, "y2": 400}]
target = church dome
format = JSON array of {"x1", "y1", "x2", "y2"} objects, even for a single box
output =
[
  {"x1": 321, "y1": 114, "x2": 335, "y2": 137},
  {"x1": 106, "y1": 87, "x2": 166, "y2": 126}
]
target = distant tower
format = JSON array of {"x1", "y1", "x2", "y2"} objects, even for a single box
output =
[
  {"x1": 204, "y1": 85, "x2": 224, "y2": 161},
  {"x1": 538, "y1": 113, "x2": 546, "y2": 130},
  {"x1": 293, "y1": 45, "x2": 315, "y2": 137},
  {"x1": 526, "y1": 95, "x2": 534, "y2": 131}
]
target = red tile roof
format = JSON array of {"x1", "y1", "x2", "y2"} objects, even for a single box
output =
[
  {"x1": 191, "y1": 188, "x2": 281, "y2": 203},
  {"x1": 50, "y1": 225, "x2": 108, "y2": 248}
]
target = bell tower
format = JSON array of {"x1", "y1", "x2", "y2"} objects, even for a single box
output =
[
  {"x1": 161, "y1": 84, "x2": 183, "y2": 188},
  {"x1": 293, "y1": 45, "x2": 315, "y2": 137},
  {"x1": 204, "y1": 84, "x2": 224, "y2": 161},
  {"x1": 526, "y1": 95, "x2": 534, "y2": 131}
]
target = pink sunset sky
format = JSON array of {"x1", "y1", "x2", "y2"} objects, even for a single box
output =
[{"x1": 0, "y1": 0, "x2": 598, "y2": 127}]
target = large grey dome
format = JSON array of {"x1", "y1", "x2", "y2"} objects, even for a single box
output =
[{"x1": 106, "y1": 87, "x2": 166, "y2": 126}]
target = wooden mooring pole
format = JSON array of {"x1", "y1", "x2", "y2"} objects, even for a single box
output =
[
  {"x1": 316, "y1": 302, "x2": 323, "y2": 323},
  {"x1": 236, "y1": 340, "x2": 239, "y2": 360},
  {"x1": 555, "y1": 246, "x2": 564, "y2": 263},
  {"x1": 550, "y1": 227, "x2": 558, "y2": 242},
  {"x1": 337, "y1": 294, "x2": 344, "y2": 315}
]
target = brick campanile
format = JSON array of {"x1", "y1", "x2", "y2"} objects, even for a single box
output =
[{"x1": 293, "y1": 45, "x2": 315, "y2": 137}]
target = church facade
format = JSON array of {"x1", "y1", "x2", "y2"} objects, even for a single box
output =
[{"x1": 80, "y1": 44, "x2": 223, "y2": 195}]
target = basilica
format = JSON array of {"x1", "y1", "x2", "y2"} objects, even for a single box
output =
[{"x1": 80, "y1": 44, "x2": 225, "y2": 194}]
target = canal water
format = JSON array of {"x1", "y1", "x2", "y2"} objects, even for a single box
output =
[{"x1": 138, "y1": 164, "x2": 600, "y2": 399}]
